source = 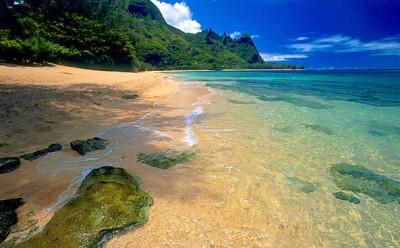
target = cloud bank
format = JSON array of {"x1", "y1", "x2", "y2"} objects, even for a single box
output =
[
  {"x1": 261, "y1": 53, "x2": 307, "y2": 62},
  {"x1": 150, "y1": 0, "x2": 201, "y2": 33},
  {"x1": 288, "y1": 34, "x2": 400, "y2": 56}
]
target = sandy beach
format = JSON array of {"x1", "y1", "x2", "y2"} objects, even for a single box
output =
[{"x1": 0, "y1": 64, "x2": 212, "y2": 246}]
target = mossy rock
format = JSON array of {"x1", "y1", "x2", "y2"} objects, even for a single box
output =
[
  {"x1": 20, "y1": 144, "x2": 62, "y2": 161},
  {"x1": 333, "y1": 192, "x2": 360, "y2": 204},
  {"x1": 0, "y1": 198, "x2": 24, "y2": 244},
  {"x1": 330, "y1": 163, "x2": 400, "y2": 204},
  {"x1": 137, "y1": 150, "x2": 194, "y2": 170},
  {"x1": 0, "y1": 157, "x2": 21, "y2": 174},
  {"x1": 16, "y1": 166, "x2": 153, "y2": 248},
  {"x1": 70, "y1": 137, "x2": 108, "y2": 156}
]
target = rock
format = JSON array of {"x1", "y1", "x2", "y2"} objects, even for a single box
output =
[
  {"x1": 333, "y1": 192, "x2": 360, "y2": 204},
  {"x1": 0, "y1": 198, "x2": 24, "y2": 244},
  {"x1": 286, "y1": 177, "x2": 318, "y2": 193},
  {"x1": 137, "y1": 150, "x2": 194, "y2": 170},
  {"x1": 304, "y1": 124, "x2": 334, "y2": 135},
  {"x1": 0, "y1": 143, "x2": 9, "y2": 148},
  {"x1": 121, "y1": 94, "x2": 138, "y2": 100},
  {"x1": 20, "y1": 143, "x2": 62, "y2": 161},
  {"x1": 70, "y1": 137, "x2": 108, "y2": 156},
  {"x1": 330, "y1": 163, "x2": 400, "y2": 204},
  {"x1": 17, "y1": 166, "x2": 153, "y2": 248},
  {"x1": 0, "y1": 157, "x2": 21, "y2": 174}
]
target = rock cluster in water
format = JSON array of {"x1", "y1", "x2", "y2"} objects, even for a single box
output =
[
  {"x1": 330, "y1": 163, "x2": 400, "y2": 204},
  {"x1": 0, "y1": 157, "x2": 21, "y2": 174},
  {"x1": 0, "y1": 198, "x2": 24, "y2": 244},
  {"x1": 70, "y1": 137, "x2": 108, "y2": 156},
  {"x1": 20, "y1": 144, "x2": 62, "y2": 161},
  {"x1": 137, "y1": 150, "x2": 194, "y2": 170},
  {"x1": 16, "y1": 166, "x2": 153, "y2": 248}
]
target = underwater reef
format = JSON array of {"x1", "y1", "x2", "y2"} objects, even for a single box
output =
[
  {"x1": 16, "y1": 166, "x2": 153, "y2": 248},
  {"x1": 330, "y1": 163, "x2": 400, "y2": 204},
  {"x1": 137, "y1": 150, "x2": 194, "y2": 170}
]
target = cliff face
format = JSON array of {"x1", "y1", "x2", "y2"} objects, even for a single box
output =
[{"x1": 0, "y1": 0, "x2": 297, "y2": 69}]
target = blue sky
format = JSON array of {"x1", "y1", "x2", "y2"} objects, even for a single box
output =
[{"x1": 150, "y1": 0, "x2": 400, "y2": 68}]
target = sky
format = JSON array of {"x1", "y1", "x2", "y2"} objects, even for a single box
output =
[{"x1": 150, "y1": 0, "x2": 400, "y2": 69}]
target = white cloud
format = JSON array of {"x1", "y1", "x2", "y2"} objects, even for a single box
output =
[
  {"x1": 251, "y1": 34, "x2": 261, "y2": 39},
  {"x1": 150, "y1": 0, "x2": 201, "y2": 33},
  {"x1": 260, "y1": 53, "x2": 308, "y2": 62},
  {"x1": 229, "y1": 31, "x2": 241, "y2": 39},
  {"x1": 294, "y1": 36, "x2": 309, "y2": 41},
  {"x1": 288, "y1": 34, "x2": 400, "y2": 56}
]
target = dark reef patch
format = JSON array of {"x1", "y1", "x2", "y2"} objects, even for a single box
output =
[
  {"x1": 330, "y1": 163, "x2": 400, "y2": 204},
  {"x1": 16, "y1": 166, "x2": 153, "y2": 248},
  {"x1": 137, "y1": 150, "x2": 194, "y2": 170}
]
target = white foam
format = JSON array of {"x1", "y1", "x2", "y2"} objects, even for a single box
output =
[{"x1": 183, "y1": 107, "x2": 204, "y2": 146}]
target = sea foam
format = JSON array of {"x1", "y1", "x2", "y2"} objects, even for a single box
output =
[{"x1": 183, "y1": 106, "x2": 204, "y2": 146}]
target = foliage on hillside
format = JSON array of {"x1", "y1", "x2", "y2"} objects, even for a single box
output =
[{"x1": 0, "y1": 0, "x2": 303, "y2": 70}]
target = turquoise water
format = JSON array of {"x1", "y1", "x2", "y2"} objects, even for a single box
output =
[{"x1": 171, "y1": 70, "x2": 400, "y2": 246}]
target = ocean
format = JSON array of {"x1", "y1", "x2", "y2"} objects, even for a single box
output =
[{"x1": 170, "y1": 70, "x2": 400, "y2": 247}]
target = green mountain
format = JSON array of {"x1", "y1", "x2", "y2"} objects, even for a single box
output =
[{"x1": 0, "y1": 0, "x2": 303, "y2": 70}]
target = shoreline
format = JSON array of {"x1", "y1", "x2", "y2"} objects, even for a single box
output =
[{"x1": 0, "y1": 64, "x2": 212, "y2": 245}]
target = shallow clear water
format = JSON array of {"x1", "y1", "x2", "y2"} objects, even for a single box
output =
[{"x1": 171, "y1": 70, "x2": 400, "y2": 247}]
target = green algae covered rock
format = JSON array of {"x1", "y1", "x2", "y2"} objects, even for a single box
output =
[
  {"x1": 17, "y1": 166, "x2": 153, "y2": 248},
  {"x1": 333, "y1": 192, "x2": 361, "y2": 204},
  {"x1": 330, "y1": 163, "x2": 400, "y2": 204},
  {"x1": 137, "y1": 150, "x2": 194, "y2": 170},
  {"x1": 70, "y1": 137, "x2": 108, "y2": 156},
  {"x1": 0, "y1": 198, "x2": 24, "y2": 244}
]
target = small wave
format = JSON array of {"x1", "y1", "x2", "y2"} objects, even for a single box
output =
[{"x1": 183, "y1": 107, "x2": 204, "y2": 146}]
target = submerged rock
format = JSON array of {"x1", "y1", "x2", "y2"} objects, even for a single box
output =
[
  {"x1": 17, "y1": 166, "x2": 153, "y2": 248},
  {"x1": 305, "y1": 124, "x2": 334, "y2": 135},
  {"x1": 20, "y1": 144, "x2": 62, "y2": 161},
  {"x1": 333, "y1": 192, "x2": 361, "y2": 204},
  {"x1": 330, "y1": 163, "x2": 400, "y2": 204},
  {"x1": 70, "y1": 137, "x2": 108, "y2": 156},
  {"x1": 286, "y1": 176, "x2": 318, "y2": 193},
  {"x1": 0, "y1": 157, "x2": 21, "y2": 174},
  {"x1": 137, "y1": 150, "x2": 194, "y2": 170},
  {"x1": 0, "y1": 198, "x2": 24, "y2": 244}
]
